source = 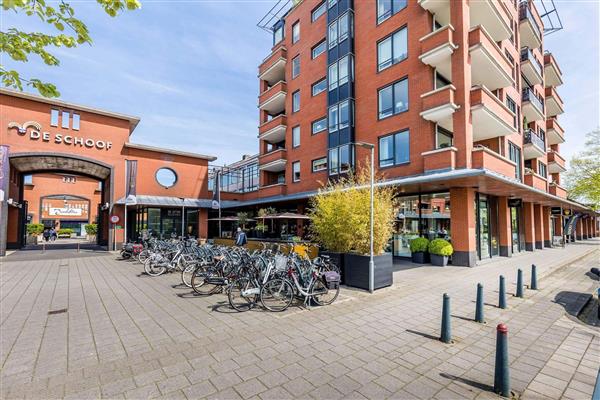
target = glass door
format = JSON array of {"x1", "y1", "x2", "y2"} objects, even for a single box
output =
[
  {"x1": 510, "y1": 207, "x2": 520, "y2": 253},
  {"x1": 477, "y1": 195, "x2": 491, "y2": 259}
]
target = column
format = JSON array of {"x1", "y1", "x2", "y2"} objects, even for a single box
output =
[
  {"x1": 0, "y1": 145, "x2": 9, "y2": 256},
  {"x1": 523, "y1": 202, "x2": 536, "y2": 251},
  {"x1": 543, "y1": 206, "x2": 552, "y2": 247},
  {"x1": 450, "y1": 187, "x2": 477, "y2": 267},
  {"x1": 498, "y1": 197, "x2": 512, "y2": 257},
  {"x1": 198, "y1": 209, "x2": 208, "y2": 240},
  {"x1": 576, "y1": 216, "x2": 584, "y2": 240}
]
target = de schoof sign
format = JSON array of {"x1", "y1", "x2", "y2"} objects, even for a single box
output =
[{"x1": 8, "y1": 121, "x2": 113, "y2": 151}]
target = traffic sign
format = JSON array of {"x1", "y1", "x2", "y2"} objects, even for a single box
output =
[{"x1": 110, "y1": 215, "x2": 120, "y2": 224}]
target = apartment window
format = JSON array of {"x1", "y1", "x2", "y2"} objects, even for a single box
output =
[
  {"x1": 436, "y1": 126, "x2": 453, "y2": 149},
  {"x1": 538, "y1": 161, "x2": 547, "y2": 178},
  {"x1": 312, "y1": 157, "x2": 327, "y2": 172},
  {"x1": 328, "y1": 0, "x2": 337, "y2": 8},
  {"x1": 312, "y1": 2, "x2": 326, "y2": 21},
  {"x1": 274, "y1": 23, "x2": 284, "y2": 44},
  {"x1": 377, "y1": 0, "x2": 407, "y2": 24},
  {"x1": 508, "y1": 141, "x2": 522, "y2": 180},
  {"x1": 435, "y1": 70, "x2": 451, "y2": 89},
  {"x1": 50, "y1": 109, "x2": 59, "y2": 126},
  {"x1": 379, "y1": 130, "x2": 409, "y2": 167},
  {"x1": 378, "y1": 78, "x2": 408, "y2": 119},
  {"x1": 292, "y1": 161, "x2": 301, "y2": 182},
  {"x1": 328, "y1": 55, "x2": 353, "y2": 91},
  {"x1": 328, "y1": 12, "x2": 353, "y2": 49},
  {"x1": 506, "y1": 96, "x2": 517, "y2": 128},
  {"x1": 312, "y1": 117, "x2": 327, "y2": 134},
  {"x1": 329, "y1": 144, "x2": 353, "y2": 175},
  {"x1": 292, "y1": 126, "x2": 301, "y2": 148},
  {"x1": 328, "y1": 100, "x2": 351, "y2": 132},
  {"x1": 312, "y1": 78, "x2": 327, "y2": 96},
  {"x1": 292, "y1": 22, "x2": 300, "y2": 43},
  {"x1": 61, "y1": 111, "x2": 70, "y2": 128},
  {"x1": 312, "y1": 40, "x2": 326, "y2": 59},
  {"x1": 292, "y1": 56, "x2": 300, "y2": 79},
  {"x1": 72, "y1": 113, "x2": 80, "y2": 130},
  {"x1": 292, "y1": 90, "x2": 300, "y2": 112},
  {"x1": 23, "y1": 174, "x2": 33, "y2": 185},
  {"x1": 377, "y1": 26, "x2": 407, "y2": 71}
]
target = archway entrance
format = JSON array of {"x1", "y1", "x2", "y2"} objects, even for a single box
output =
[{"x1": 2, "y1": 152, "x2": 113, "y2": 253}]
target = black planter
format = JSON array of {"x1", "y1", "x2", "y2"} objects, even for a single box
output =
[
  {"x1": 411, "y1": 251, "x2": 430, "y2": 264},
  {"x1": 321, "y1": 251, "x2": 346, "y2": 284},
  {"x1": 344, "y1": 253, "x2": 393, "y2": 291},
  {"x1": 430, "y1": 254, "x2": 449, "y2": 266}
]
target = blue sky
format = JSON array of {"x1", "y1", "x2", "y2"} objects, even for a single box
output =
[{"x1": 3, "y1": 1, "x2": 599, "y2": 166}]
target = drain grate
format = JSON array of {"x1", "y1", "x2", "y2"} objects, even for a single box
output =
[{"x1": 48, "y1": 308, "x2": 68, "y2": 315}]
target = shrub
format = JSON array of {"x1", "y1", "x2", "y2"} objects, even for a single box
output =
[
  {"x1": 309, "y1": 159, "x2": 395, "y2": 255},
  {"x1": 84, "y1": 223, "x2": 97, "y2": 235},
  {"x1": 26, "y1": 223, "x2": 44, "y2": 236},
  {"x1": 58, "y1": 228, "x2": 74, "y2": 236},
  {"x1": 255, "y1": 223, "x2": 267, "y2": 232},
  {"x1": 410, "y1": 237, "x2": 430, "y2": 253},
  {"x1": 428, "y1": 239, "x2": 453, "y2": 257}
]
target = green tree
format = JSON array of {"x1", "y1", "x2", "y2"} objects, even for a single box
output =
[
  {"x1": 565, "y1": 128, "x2": 600, "y2": 210},
  {"x1": 1, "y1": 0, "x2": 141, "y2": 97}
]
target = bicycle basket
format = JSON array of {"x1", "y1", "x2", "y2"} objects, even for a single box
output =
[
  {"x1": 274, "y1": 254, "x2": 288, "y2": 271},
  {"x1": 322, "y1": 271, "x2": 340, "y2": 289}
]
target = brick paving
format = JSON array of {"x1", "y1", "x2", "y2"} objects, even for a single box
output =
[{"x1": 0, "y1": 239, "x2": 598, "y2": 399}]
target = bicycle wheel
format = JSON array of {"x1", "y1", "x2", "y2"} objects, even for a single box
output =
[
  {"x1": 191, "y1": 265, "x2": 221, "y2": 296},
  {"x1": 138, "y1": 250, "x2": 150, "y2": 264},
  {"x1": 144, "y1": 258, "x2": 166, "y2": 276},
  {"x1": 181, "y1": 263, "x2": 197, "y2": 288},
  {"x1": 310, "y1": 277, "x2": 340, "y2": 306},
  {"x1": 227, "y1": 278, "x2": 258, "y2": 312},
  {"x1": 260, "y1": 278, "x2": 294, "y2": 312}
]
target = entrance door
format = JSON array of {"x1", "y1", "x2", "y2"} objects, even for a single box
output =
[
  {"x1": 477, "y1": 195, "x2": 491, "y2": 259},
  {"x1": 510, "y1": 207, "x2": 521, "y2": 253}
]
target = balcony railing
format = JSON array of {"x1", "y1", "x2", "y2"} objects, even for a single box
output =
[
  {"x1": 522, "y1": 87, "x2": 544, "y2": 113},
  {"x1": 519, "y1": 3, "x2": 541, "y2": 40},
  {"x1": 520, "y1": 48, "x2": 543, "y2": 78},
  {"x1": 524, "y1": 129, "x2": 545, "y2": 151}
]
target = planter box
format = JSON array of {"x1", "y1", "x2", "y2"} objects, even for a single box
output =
[
  {"x1": 344, "y1": 253, "x2": 393, "y2": 291},
  {"x1": 26, "y1": 235, "x2": 38, "y2": 245},
  {"x1": 321, "y1": 251, "x2": 346, "y2": 285},
  {"x1": 430, "y1": 254, "x2": 449, "y2": 266},
  {"x1": 411, "y1": 252, "x2": 430, "y2": 264}
]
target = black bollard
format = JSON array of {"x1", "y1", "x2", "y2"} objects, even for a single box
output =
[
  {"x1": 475, "y1": 283, "x2": 484, "y2": 323},
  {"x1": 530, "y1": 264, "x2": 538, "y2": 290},
  {"x1": 440, "y1": 293, "x2": 451, "y2": 344},
  {"x1": 516, "y1": 269, "x2": 524, "y2": 298},
  {"x1": 499, "y1": 275, "x2": 507, "y2": 309},
  {"x1": 494, "y1": 323, "x2": 510, "y2": 397}
]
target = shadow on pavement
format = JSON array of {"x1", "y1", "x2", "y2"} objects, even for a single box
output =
[
  {"x1": 405, "y1": 329, "x2": 439, "y2": 341},
  {"x1": 439, "y1": 372, "x2": 494, "y2": 393}
]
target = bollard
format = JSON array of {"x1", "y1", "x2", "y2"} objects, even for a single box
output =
[
  {"x1": 530, "y1": 264, "x2": 538, "y2": 290},
  {"x1": 42, "y1": 242, "x2": 45, "y2": 254},
  {"x1": 440, "y1": 293, "x2": 452, "y2": 344},
  {"x1": 77, "y1": 242, "x2": 80, "y2": 253},
  {"x1": 516, "y1": 269, "x2": 524, "y2": 298},
  {"x1": 494, "y1": 323, "x2": 511, "y2": 397},
  {"x1": 475, "y1": 283, "x2": 484, "y2": 323},
  {"x1": 499, "y1": 275, "x2": 507, "y2": 309}
]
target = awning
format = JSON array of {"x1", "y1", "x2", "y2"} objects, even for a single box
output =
[
  {"x1": 114, "y1": 195, "x2": 237, "y2": 209},
  {"x1": 208, "y1": 216, "x2": 256, "y2": 222},
  {"x1": 260, "y1": 212, "x2": 311, "y2": 220}
]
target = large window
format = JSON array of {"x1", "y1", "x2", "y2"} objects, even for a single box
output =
[
  {"x1": 292, "y1": 21, "x2": 300, "y2": 43},
  {"x1": 292, "y1": 90, "x2": 300, "y2": 113},
  {"x1": 328, "y1": 12, "x2": 353, "y2": 49},
  {"x1": 538, "y1": 161, "x2": 547, "y2": 178},
  {"x1": 61, "y1": 111, "x2": 70, "y2": 128},
  {"x1": 312, "y1": 157, "x2": 327, "y2": 172},
  {"x1": 377, "y1": 0, "x2": 407, "y2": 24},
  {"x1": 292, "y1": 126, "x2": 300, "y2": 148},
  {"x1": 378, "y1": 78, "x2": 408, "y2": 119},
  {"x1": 273, "y1": 23, "x2": 284, "y2": 44},
  {"x1": 436, "y1": 126, "x2": 453, "y2": 149},
  {"x1": 328, "y1": 100, "x2": 351, "y2": 132},
  {"x1": 292, "y1": 161, "x2": 301, "y2": 182},
  {"x1": 312, "y1": 117, "x2": 327, "y2": 134},
  {"x1": 508, "y1": 141, "x2": 522, "y2": 180},
  {"x1": 506, "y1": 96, "x2": 517, "y2": 128},
  {"x1": 329, "y1": 144, "x2": 353, "y2": 175},
  {"x1": 50, "y1": 109, "x2": 59, "y2": 126},
  {"x1": 292, "y1": 56, "x2": 300, "y2": 79},
  {"x1": 312, "y1": 40, "x2": 326, "y2": 59},
  {"x1": 328, "y1": 55, "x2": 353, "y2": 91},
  {"x1": 377, "y1": 27, "x2": 407, "y2": 71},
  {"x1": 72, "y1": 113, "x2": 80, "y2": 130},
  {"x1": 312, "y1": 2, "x2": 326, "y2": 21},
  {"x1": 379, "y1": 130, "x2": 409, "y2": 167},
  {"x1": 312, "y1": 78, "x2": 327, "y2": 96}
]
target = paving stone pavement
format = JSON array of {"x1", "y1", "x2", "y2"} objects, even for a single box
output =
[{"x1": 1, "y1": 239, "x2": 599, "y2": 399}]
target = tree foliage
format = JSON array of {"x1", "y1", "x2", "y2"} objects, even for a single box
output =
[
  {"x1": 1, "y1": 0, "x2": 140, "y2": 97},
  {"x1": 26, "y1": 223, "x2": 44, "y2": 236},
  {"x1": 565, "y1": 128, "x2": 600, "y2": 210},
  {"x1": 309, "y1": 160, "x2": 396, "y2": 255},
  {"x1": 84, "y1": 223, "x2": 97, "y2": 235}
]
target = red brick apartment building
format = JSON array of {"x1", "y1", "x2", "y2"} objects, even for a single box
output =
[{"x1": 211, "y1": 0, "x2": 598, "y2": 265}]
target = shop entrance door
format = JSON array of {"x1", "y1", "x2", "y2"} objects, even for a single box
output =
[
  {"x1": 510, "y1": 207, "x2": 521, "y2": 253},
  {"x1": 477, "y1": 195, "x2": 491, "y2": 259}
]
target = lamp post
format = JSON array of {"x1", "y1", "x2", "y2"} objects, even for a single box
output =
[
  {"x1": 355, "y1": 141, "x2": 376, "y2": 294},
  {"x1": 179, "y1": 197, "x2": 185, "y2": 239}
]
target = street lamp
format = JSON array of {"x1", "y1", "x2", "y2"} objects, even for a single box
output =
[{"x1": 354, "y1": 141, "x2": 376, "y2": 294}]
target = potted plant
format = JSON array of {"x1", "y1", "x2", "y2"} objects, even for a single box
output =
[
  {"x1": 428, "y1": 238, "x2": 453, "y2": 266},
  {"x1": 26, "y1": 223, "x2": 44, "y2": 245},
  {"x1": 410, "y1": 237, "x2": 430, "y2": 264},
  {"x1": 310, "y1": 160, "x2": 395, "y2": 290},
  {"x1": 84, "y1": 223, "x2": 97, "y2": 243},
  {"x1": 255, "y1": 222, "x2": 267, "y2": 238},
  {"x1": 58, "y1": 228, "x2": 74, "y2": 238}
]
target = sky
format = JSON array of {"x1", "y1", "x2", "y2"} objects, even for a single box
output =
[{"x1": 3, "y1": 0, "x2": 599, "y2": 166}]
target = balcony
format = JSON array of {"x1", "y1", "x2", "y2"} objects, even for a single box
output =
[
  {"x1": 549, "y1": 182, "x2": 567, "y2": 199},
  {"x1": 544, "y1": 53, "x2": 563, "y2": 88},
  {"x1": 521, "y1": 87, "x2": 545, "y2": 122},
  {"x1": 524, "y1": 171, "x2": 548, "y2": 192},
  {"x1": 258, "y1": 148, "x2": 287, "y2": 172},
  {"x1": 546, "y1": 118, "x2": 565, "y2": 145},
  {"x1": 420, "y1": 84, "x2": 459, "y2": 126},
  {"x1": 519, "y1": 3, "x2": 542, "y2": 49},
  {"x1": 523, "y1": 129, "x2": 546, "y2": 160},
  {"x1": 259, "y1": 47, "x2": 287, "y2": 85},
  {"x1": 469, "y1": 26, "x2": 513, "y2": 90},
  {"x1": 259, "y1": 182, "x2": 287, "y2": 197},
  {"x1": 419, "y1": 25, "x2": 457, "y2": 79},
  {"x1": 545, "y1": 87, "x2": 564, "y2": 117},
  {"x1": 259, "y1": 115, "x2": 287, "y2": 144},
  {"x1": 469, "y1": 0, "x2": 512, "y2": 41},
  {"x1": 418, "y1": 0, "x2": 450, "y2": 26},
  {"x1": 258, "y1": 81, "x2": 287, "y2": 115},
  {"x1": 472, "y1": 146, "x2": 517, "y2": 180},
  {"x1": 547, "y1": 150, "x2": 567, "y2": 174},
  {"x1": 470, "y1": 86, "x2": 516, "y2": 141},
  {"x1": 520, "y1": 48, "x2": 543, "y2": 86},
  {"x1": 422, "y1": 147, "x2": 457, "y2": 173}
]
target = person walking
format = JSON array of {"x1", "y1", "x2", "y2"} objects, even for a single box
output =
[
  {"x1": 42, "y1": 228, "x2": 50, "y2": 242},
  {"x1": 50, "y1": 227, "x2": 57, "y2": 241},
  {"x1": 235, "y1": 227, "x2": 247, "y2": 247}
]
